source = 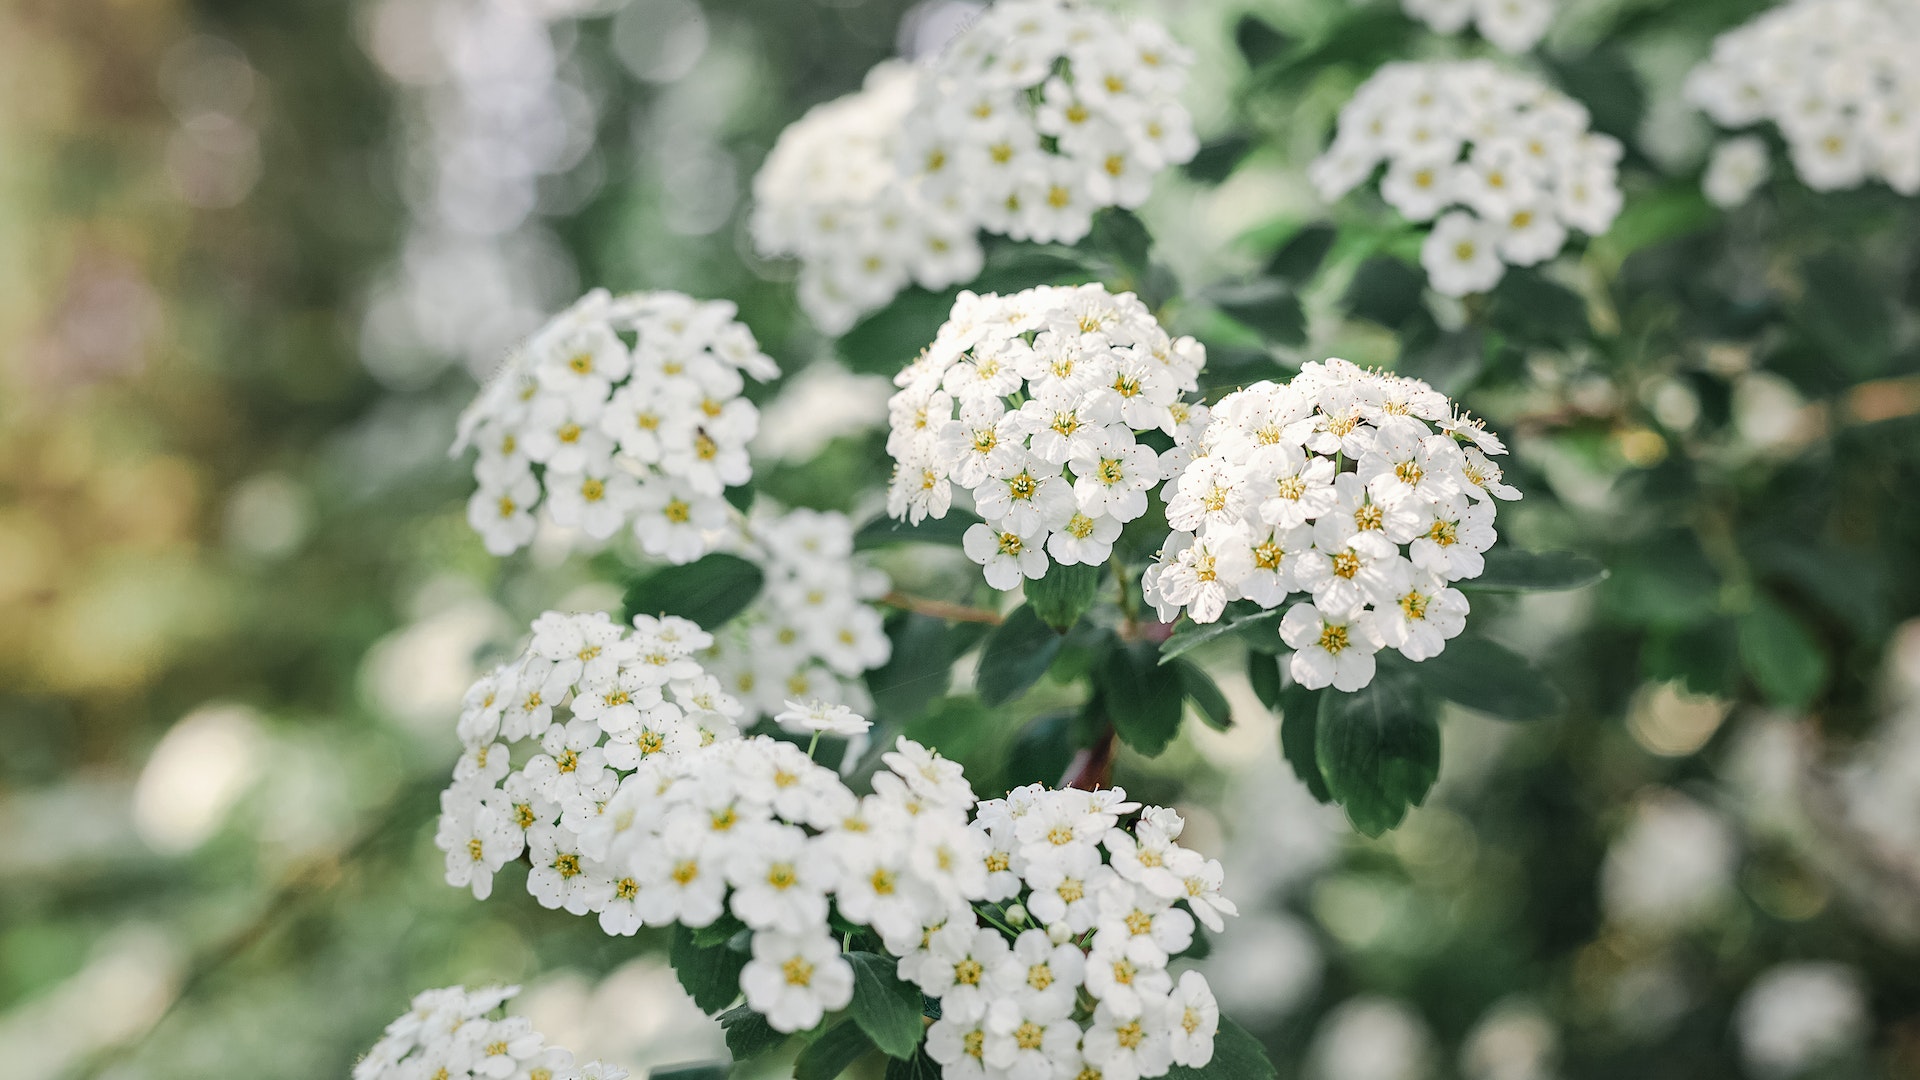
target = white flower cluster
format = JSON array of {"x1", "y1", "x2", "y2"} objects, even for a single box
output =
[
  {"x1": 702, "y1": 508, "x2": 894, "y2": 721},
  {"x1": 1309, "y1": 60, "x2": 1624, "y2": 297},
  {"x1": 437, "y1": 610, "x2": 984, "y2": 1033},
  {"x1": 452, "y1": 289, "x2": 779, "y2": 562},
  {"x1": 904, "y1": 0, "x2": 1198, "y2": 245},
  {"x1": 1685, "y1": 0, "x2": 1920, "y2": 197},
  {"x1": 1143, "y1": 360, "x2": 1519, "y2": 693},
  {"x1": 354, "y1": 984, "x2": 625, "y2": 1080},
  {"x1": 915, "y1": 786, "x2": 1229, "y2": 1080},
  {"x1": 749, "y1": 62, "x2": 983, "y2": 337},
  {"x1": 749, "y1": 0, "x2": 1197, "y2": 335},
  {"x1": 885, "y1": 284, "x2": 1207, "y2": 590},
  {"x1": 1401, "y1": 0, "x2": 1556, "y2": 54}
]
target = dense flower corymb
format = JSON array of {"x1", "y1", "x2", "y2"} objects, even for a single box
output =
[
  {"x1": 885, "y1": 283, "x2": 1207, "y2": 590},
  {"x1": 1310, "y1": 60, "x2": 1623, "y2": 296},
  {"x1": 452, "y1": 289, "x2": 778, "y2": 561},
  {"x1": 1144, "y1": 359, "x2": 1518, "y2": 693},
  {"x1": 354, "y1": 984, "x2": 626, "y2": 1080},
  {"x1": 1685, "y1": 0, "x2": 1920, "y2": 197}
]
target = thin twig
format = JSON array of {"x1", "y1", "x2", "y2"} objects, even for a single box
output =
[{"x1": 881, "y1": 590, "x2": 1004, "y2": 625}]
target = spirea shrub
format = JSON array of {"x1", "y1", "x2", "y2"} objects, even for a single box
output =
[
  {"x1": 1309, "y1": 60, "x2": 1623, "y2": 296},
  {"x1": 1401, "y1": 0, "x2": 1556, "y2": 53},
  {"x1": 884, "y1": 283, "x2": 1207, "y2": 589},
  {"x1": 452, "y1": 289, "x2": 778, "y2": 561},
  {"x1": 354, "y1": 985, "x2": 626, "y2": 1080},
  {"x1": 1143, "y1": 359, "x2": 1518, "y2": 693},
  {"x1": 1685, "y1": 0, "x2": 1920, "y2": 197},
  {"x1": 750, "y1": 0, "x2": 1197, "y2": 334}
]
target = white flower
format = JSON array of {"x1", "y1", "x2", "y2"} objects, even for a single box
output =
[
  {"x1": 774, "y1": 699, "x2": 872, "y2": 738},
  {"x1": 1375, "y1": 578, "x2": 1470, "y2": 661},
  {"x1": 1081, "y1": 997, "x2": 1175, "y2": 1076},
  {"x1": 1736, "y1": 963, "x2": 1868, "y2": 1079},
  {"x1": 1422, "y1": 211, "x2": 1507, "y2": 297},
  {"x1": 356, "y1": 985, "x2": 625, "y2": 1080},
  {"x1": 1167, "y1": 971, "x2": 1221, "y2": 1069},
  {"x1": 725, "y1": 822, "x2": 834, "y2": 935},
  {"x1": 964, "y1": 521, "x2": 1050, "y2": 590},
  {"x1": 740, "y1": 930, "x2": 856, "y2": 1033},
  {"x1": 1280, "y1": 601, "x2": 1383, "y2": 693},
  {"x1": 1703, "y1": 135, "x2": 1771, "y2": 208},
  {"x1": 989, "y1": 928, "x2": 1087, "y2": 1021}
]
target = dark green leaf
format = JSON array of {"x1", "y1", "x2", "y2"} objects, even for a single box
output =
[
  {"x1": 1261, "y1": 7, "x2": 1414, "y2": 90},
  {"x1": 1417, "y1": 636, "x2": 1567, "y2": 721},
  {"x1": 1489, "y1": 269, "x2": 1591, "y2": 343},
  {"x1": 1007, "y1": 710, "x2": 1079, "y2": 789},
  {"x1": 1026, "y1": 561, "x2": 1106, "y2": 631},
  {"x1": 1469, "y1": 548, "x2": 1608, "y2": 592},
  {"x1": 1642, "y1": 618, "x2": 1741, "y2": 698},
  {"x1": 1601, "y1": 532, "x2": 1720, "y2": 625},
  {"x1": 794, "y1": 1020, "x2": 875, "y2": 1080},
  {"x1": 1265, "y1": 223, "x2": 1337, "y2": 286},
  {"x1": 1247, "y1": 651, "x2": 1282, "y2": 711},
  {"x1": 867, "y1": 614, "x2": 962, "y2": 723},
  {"x1": 853, "y1": 508, "x2": 986, "y2": 551},
  {"x1": 847, "y1": 952, "x2": 927, "y2": 1059},
  {"x1": 1276, "y1": 670, "x2": 1332, "y2": 803},
  {"x1": 691, "y1": 912, "x2": 749, "y2": 949},
  {"x1": 623, "y1": 553, "x2": 764, "y2": 629},
  {"x1": 651, "y1": 1064, "x2": 731, "y2": 1080},
  {"x1": 1184, "y1": 136, "x2": 1255, "y2": 183},
  {"x1": 670, "y1": 924, "x2": 747, "y2": 1015},
  {"x1": 1097, "y1": 638, "x2": 1185, "y2": 756},
  {"x1": 1395, "y1": 322, "x2": 1485, "y2": 394},
  {"x1": 1316, "y1": 670, "x2": 1440, "y2": 836},
  {"x1": 1160, "y1": 607, "x2": 1280, "y2": 663},
  {"x1": 904, "y1": 695, "x2": 999, "y2": 760},
  {"x1": 1800, "y1": 253, "x2": 1893, "y2": 377},
  {"x1": 1235, "y1": 13, "x2": 1294, "y2": 69},
  {"x1": 1166, "y1": 1015, "x2": 1278, "y2": 1080},
  {"x1": 1181, "y1": 923, "x2": 1212, "y2": 960},
  {"x1": 1343, "y1": 256, "x2": 1425, "y2": 329},
  {"x1": 1548, "y1": 46, "x2": 1645, "y2": 146},
  {"x1": 977, "y1": 605, "x2": 1066, "y2": 706},
  {"x1": 723, "y1": 479, "x2": 755, "y2": 514},
  {"x1": 1211, "y1": 280, "x2": 1307, "y2": 346},
  {"x1": 1739, "y1": 597, "x2": 1829, "y2": 709},
  {"x1": 1174, "y1": 659, "x2": 1232, "y2": 730},
  {"x1": 885, "y1": 1049, "x2": 944, "y2": 1080},
  {"x1": 839, "y1": 287, "x2": 958, "y2": 375},
  {"x1": 720, "y1": 1005, "x2": 786, "y2": 1061},
  {"x1": 1088, "y1": 209, "x2": 1152, "y2": 278}
]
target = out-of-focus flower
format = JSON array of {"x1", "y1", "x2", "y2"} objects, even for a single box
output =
[
  {"x1": 1311, "y1": 60, "x2": 1623, "y2": 296},
  {"x1": 1306, "y1": 996, "x2": 1435, "y2": 1080},
  {"x1": 353, "y1": 984, "x2": 628, "y2": 1080},
  {"x1": 1460, "y1": 998, "x2": 1561, "y2": 1080},
  {"x1": 1735, "y1": 963, "x2": 1868, "y2": 1078},
  {"x1": 1704, "y1": 136, "x2": 1772, "y2": 209},
  {"x1": 1402, "y1": 0, "x2": 1555, "y2": 53},
  {"x1": 1686, "y1": 0, "x2": 1920, "y2": 195},
  {"x1": 1599, "y1": 789, "x2": 1738, "y2": 932}
]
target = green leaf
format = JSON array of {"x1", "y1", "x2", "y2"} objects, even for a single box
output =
[
  {"x1": 846, "y1": 952, "x2": 926, "y2": 1059},
  {"x1": 1097, "y1": 638, "x2": 1186, "y2": 756},
  {"x1": 1739, "y1": 597, "x2": 1829, "y2": 709},
  {"x1": 1489, "y1": 269, "x2": 1591, "y2": 344},
  {"x1": 651, "y1": 1064, "x2": 732, "y2": 1080},
  {"x1": 1166, "y1": 1015, "x2": 1278, "y2": 1080},
  {"x1": 1266, "y1": 223, "x2": 1337, "y2": 286},
  {"x1": 1026, "y1": 561, "x2": 1106, "y2": 631},
  {"x1": 885, "y1": 1050, "x2": 944, "y2": 1080},
  {"x1": 1800, "y1": 253, "x2": 1894, "y2": 377},
  {"x1": 1642, "y1": 618, "x2": 1741, "y2": 698},
  {"x1": 1261, "y1": 6, "x2": 1414, "y2": 90},
  {"x1": 977, "y1": 605, "x2": 1067, "y2": 706},
  {"x1": 1088, "y1": 208, "x2": 1153, "y2": 279},
  {"x1": 1602, "y1": 182, "x2": 1714, "y2": 256},
  {"x1": 1602, "y1": 532, "x2": 1720, "y2": 625},
  {"x1": 1184, "y1": 135, "x2": 1255, "y2": 183},
  {"x1": 1182, "y1": 923, "x2": 1212, "y2": 960},
  {"x1": 1160, "y1": 607, "x2": 1280, "y2": 663},
  {"x1": 1210, "y1": 280, "x2": 1307, "y2": 346},
  {"x1": 723, "y1": 479, "x2": 755, "y2": 514},
  {"x1": 670, "y1": 924, "x2": 747, "y2": 1015},
  {"x1": 1343, "y1": 256, "x2": 1425, "y2": 329},
  {"x1": 839, "y1": 287, "x2": 958, "y2": 375},
  {"x1": 1415, "y1": 636, "x2": 1567, "y2": 721},
  {"x1": 1395, "y1": 322, "x2": 1485, "y2": 394},
  {"x1": 1174, "y1": 660, "x2": 1232, "y2": 730},
  {"x1": 794, "y1": 1020, "x2": 875, "y2": 1080},
  {"x1": 867, "y1": 614, "x2": 962, "y2": 723},
  {"x1": 1246, "y1": 651, "x2": 1282, "y2": 712},
  {"x1": 622, "y1": 553, "x2": 764, "y2": 629},
  {"x1": 1275, "y1": 670, "x2": 1332, "y2": 803},
  {"x1": 719, "y1": 1004, "x2": 786, "y2": 1061},
  {"x1": 853, "y1": 508, "x2": 986, "y2": 551},
  {"x1": 1469, "y1": 548, "x2": 1607, "y2": 592},
  {"x1": 1548, "y1": 46, "x2": 1645, "y2": 146},
  {"x1": 691, "y1": 912, "x2": 749, "y2": 949},
  {"x1": 1316, "y1": 671, "x2": 1440, "y2": 836},
  {"x1": 1007, "y1": 710, "x2": 1078, "y2": 789},
  {"x1": 1235, "y1": 13, "x2": 1294, "y2": 69}
]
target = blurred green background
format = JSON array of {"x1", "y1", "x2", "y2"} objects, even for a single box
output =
[{"x1": 3, "y1": 0, "x2": 1919, "y2": 1078}]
